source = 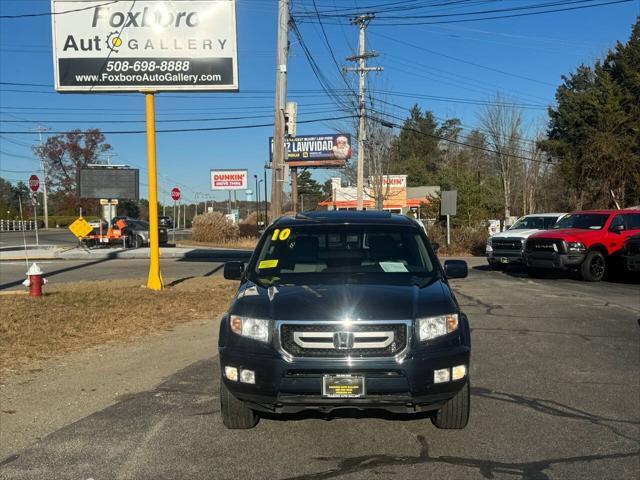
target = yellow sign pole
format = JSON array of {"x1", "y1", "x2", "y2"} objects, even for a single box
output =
[{"x1": 145, "y1": 92, "x2": 163, "y2": 290}]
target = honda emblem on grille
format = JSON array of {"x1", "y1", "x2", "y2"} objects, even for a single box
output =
[{"x1": 333, "y1": 331, "x2": 354, "y2": 349}]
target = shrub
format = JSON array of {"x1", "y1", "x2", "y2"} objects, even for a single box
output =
[
  {"x1": 427, "y1": 223, "x2": 488, "y2": 256},
  {"x1": 192, "y1": 212, "x2": 239, "y2": 243},
  {"x1": 239, "y1": 212, "x2": 260, "y2": 237}
]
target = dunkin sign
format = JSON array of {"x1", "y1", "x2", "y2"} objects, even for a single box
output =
[{"x1": 211, "y1": 169, "x2": 247, "y2": 190}]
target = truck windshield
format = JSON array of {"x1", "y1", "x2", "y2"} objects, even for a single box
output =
[
  {"x1": 553, "y1": 214, "x2": 608, "y2": 230},
  {"x1": 250, "y1": 225, "x2": 436, "y2": 286},
  {"x1": 509, "y1": 216, "x2": 558, "y2": 230}
]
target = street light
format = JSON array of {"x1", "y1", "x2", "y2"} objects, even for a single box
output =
[{"x1": 254, "y1": 175, "x2": 260, "y2": 228}]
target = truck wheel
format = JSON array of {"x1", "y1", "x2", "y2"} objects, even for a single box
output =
[
  {"x1": 431, "y1": 380, "x2": 470, "y2": 429},
  {"x1": 580, "y1": 251, "x2": 606, "y2": 282},
  {"x1": 220, "y1": 379, "x2": 258, "y2": 429}
]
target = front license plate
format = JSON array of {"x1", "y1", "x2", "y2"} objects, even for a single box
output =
[
  {"x1": 500, "y1": 257, "x2": 510, "y2": 263},
  {"x1": 322, "y1": 375, "x2": 365, "y2": 398}
]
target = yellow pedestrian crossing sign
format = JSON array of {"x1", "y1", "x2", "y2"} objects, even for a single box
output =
[{"x1": 68, "y1": 217, "x2": 93, "y2": 239}]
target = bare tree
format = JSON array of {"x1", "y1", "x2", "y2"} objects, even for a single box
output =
[
  {"x1": 366, "y1": 120, "x2": 396, "y2": 209},
  {"x1": 478, "y1": 94, "x2": 524, "y2": 220},
  {"x1": 521, "y1": 133, "x2": 553, "y2": 215}
]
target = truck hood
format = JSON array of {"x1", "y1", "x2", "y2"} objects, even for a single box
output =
[
  {"x1": 491, "y1": 228, "x2": 543, "y2": 240},
  {"x1": 229, "y1": 279, "x2": 457, "y2": 321},
  {"x1": 529, "y1": 228, "x2": 601, "y2": 242}
]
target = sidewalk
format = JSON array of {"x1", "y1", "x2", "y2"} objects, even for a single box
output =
[{"x1": 0, "y1": 246, "x2": 253, "y2": 261}]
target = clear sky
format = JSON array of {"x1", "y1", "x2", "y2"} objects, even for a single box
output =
[{"x1": 0, "y1": 0, "x2": 637, "y2": 206}]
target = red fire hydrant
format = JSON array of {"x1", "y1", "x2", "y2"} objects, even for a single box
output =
[{"x1": 23, "y1": 263, "x2": 47, "y2": 297}]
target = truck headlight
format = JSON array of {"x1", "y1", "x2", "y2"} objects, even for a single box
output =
[
  {"x1": 230, "y1": 315, "x2": 270, "y2": 343},
  {"x1": 486, "y1": 238, "x2": 493, "y2": 253},
  {"x1": 417, "y1": 314, "x2": 459, "y2": 341},
  {"x1": 566, "y1": 242, "x2": 586, "y2": 253}
]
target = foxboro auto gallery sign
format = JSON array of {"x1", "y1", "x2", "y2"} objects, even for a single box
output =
[{"x1": 51, "y1": 0, "x2": 238, "y2": 91}]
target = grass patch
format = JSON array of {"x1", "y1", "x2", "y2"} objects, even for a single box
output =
[
  {"x1": 0, "y1": 277, "x2": 238, "y2": 377},
  {"x1": 177, "y1": 237, "x2": 258, "y2": 250}
]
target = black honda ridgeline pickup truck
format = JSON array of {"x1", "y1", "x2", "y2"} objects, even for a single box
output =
[{"x1": 219, "y1": 211, "x2": 470, "y2": 429}]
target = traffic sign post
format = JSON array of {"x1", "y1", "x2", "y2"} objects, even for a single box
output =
[
  {"x1": 29, "y1": 175, "x2": 40, "y2": 246},
  {"x1": 171, "y1": 188, "x2": 181, "y2": 244}
]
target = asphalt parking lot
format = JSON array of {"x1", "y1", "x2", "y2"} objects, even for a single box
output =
[{"x1": 1, "y1": 261, "x2": 638, "y2": 479}]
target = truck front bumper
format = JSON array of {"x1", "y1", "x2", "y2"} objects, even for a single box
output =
[
  {"x1": 219, "y1": 346, "x2": 470, "y2": 414},
  {"x1": 525, "y1": 251, "x2": 586, "y2": 270}
]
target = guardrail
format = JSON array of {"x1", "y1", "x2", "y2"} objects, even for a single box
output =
[{"x1": 0, "y1": 220, "x2": 38, "y2": 231}]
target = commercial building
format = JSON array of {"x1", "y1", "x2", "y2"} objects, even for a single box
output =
[{"x1": 320, "y1": 176, "x2": 439, "y2": 215}]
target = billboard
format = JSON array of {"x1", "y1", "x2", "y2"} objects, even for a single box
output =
[
  {"x1": 51, "y1": 0, "x2": 238, "y2": 92},
  {"x1": 270, "y1": 134, "x2": 352, "y2": 167},
  {"x1": 211, "y1": 169, "x2": 247, "y2": 190},
  {"x1": 77, "y1": 167, "x2": 139, "y2": 200}
]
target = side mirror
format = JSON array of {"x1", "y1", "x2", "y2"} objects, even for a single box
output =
[
  {"x1": 431, "y1": 241, "x2": 440, "y2": 252},
  {"x1": 444, "y1": 260, "x2": 468, "y2": 279},
  {"x1": 609, "y1": 224, "x2": 624, "y2": 233},
  {"x1": 224, "y1": 261, "x2": 245, "y2": 280}
]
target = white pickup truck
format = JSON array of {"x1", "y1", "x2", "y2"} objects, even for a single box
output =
[{"x1": 486, "y1": 213, "x2": 566, "y2": 269}]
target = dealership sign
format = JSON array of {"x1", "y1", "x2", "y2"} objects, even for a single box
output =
[
  {"x1": 51, "y1": 0, "x2": 238, "y2": 92},
  {"x1": 211, "y1": 169, "x2": 247, "y2": 190},
  {"x1": 269, "y1": 134, "x2": 352, "y2": 167}
]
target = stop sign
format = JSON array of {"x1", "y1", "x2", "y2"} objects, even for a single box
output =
[
  {"x1": 171, "y1": 187, "x2": 181, "y2": 201},
  {"x1": 29, "y1": 174, "x2": 40, "y2": 192}
]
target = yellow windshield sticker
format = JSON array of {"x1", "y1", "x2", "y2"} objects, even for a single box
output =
[
  {"x1": 271, "y1": 228, "x2": 291, "y2": 241},
  {"x1": 258, "y1": 259, "x2": 279, "y2": 269}
]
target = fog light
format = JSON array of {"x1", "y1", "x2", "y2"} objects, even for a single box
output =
[
  {"x1": 434, "y1": 368, "x2": 451, "y2": 384},
  {"x1": 452, "y1": 364, "x2": 467, "y2": 381},
  {"x1": 224, "y1": 366, "x2": 238, "y2": 382},
  {"x1": 240, "y1": 369, "x2": 255, "y2": 384}
]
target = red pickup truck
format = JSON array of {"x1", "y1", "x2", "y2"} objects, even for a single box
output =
[{"x1": 524, "y1": 209, "x2": 640, "y2": 281}]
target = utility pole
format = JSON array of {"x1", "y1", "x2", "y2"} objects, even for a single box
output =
[
  {"x1": 271, "y1": 0, "x2": 289, "y2": 219},
  {"x1": 31, "y1": 125, "x2": 50, "y2": 229},
  {"x1": 344, "y1": 14, "x2": 382, "y2": 211}
]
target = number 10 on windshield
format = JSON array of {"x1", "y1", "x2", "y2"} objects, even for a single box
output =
[{"x1": 271, "y1": 229, "x2": 291, "y2": 241}]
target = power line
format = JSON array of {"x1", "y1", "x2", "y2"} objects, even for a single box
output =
[
  {"x1": 0, "y1": 115, "x2": 357, "y2": 135},
  {"x1": 366, "y1": 110, "x2": 553, "y2": 164},
  {"x1": 374, "y1": 32, "x2": 556, "y2": 86},
  {"x1": 294, "y1": 0, "x2": 633, "y2": 24},
  {"x1": 0, "y1": 108, "x2": 339, "y2": 124}
]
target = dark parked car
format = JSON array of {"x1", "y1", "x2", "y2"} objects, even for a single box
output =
[
  {"x1": 120, "y1": 219, "x2": 168, "y2": 248},
  {"x1": 622, "y1": 234, "x2": 640, "y2": 273},
  {"x1": 219, "y1": 211, "x2": 471, "y2": 429},
  {"x1": 159, "y1": 216, "x2": 173, "y2": 228}
]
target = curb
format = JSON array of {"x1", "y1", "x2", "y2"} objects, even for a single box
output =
[{"x1": 1, "y1": 247, "x2": 253, "y2": 262}]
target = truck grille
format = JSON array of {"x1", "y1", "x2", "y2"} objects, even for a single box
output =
[
  {"x1": 280, "y1": 322, "x2": 408, "y2": 358},
  {"x1": 492, "y1": 238, "x2": 523, "y2": 251},
  {"x1": 526, "y1": 238, "x2": 565, "y2": 254}
]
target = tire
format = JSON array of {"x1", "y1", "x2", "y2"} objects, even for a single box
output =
[
  {"x1": 431, "y1": 380, "x2": 470, "y2": 429},
  {"x1": 220, "y1": 379, "x2": 258, "y2": 429},
  {"x1": 580, "y1": 250, "x2": 606, "y2": 282}
]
